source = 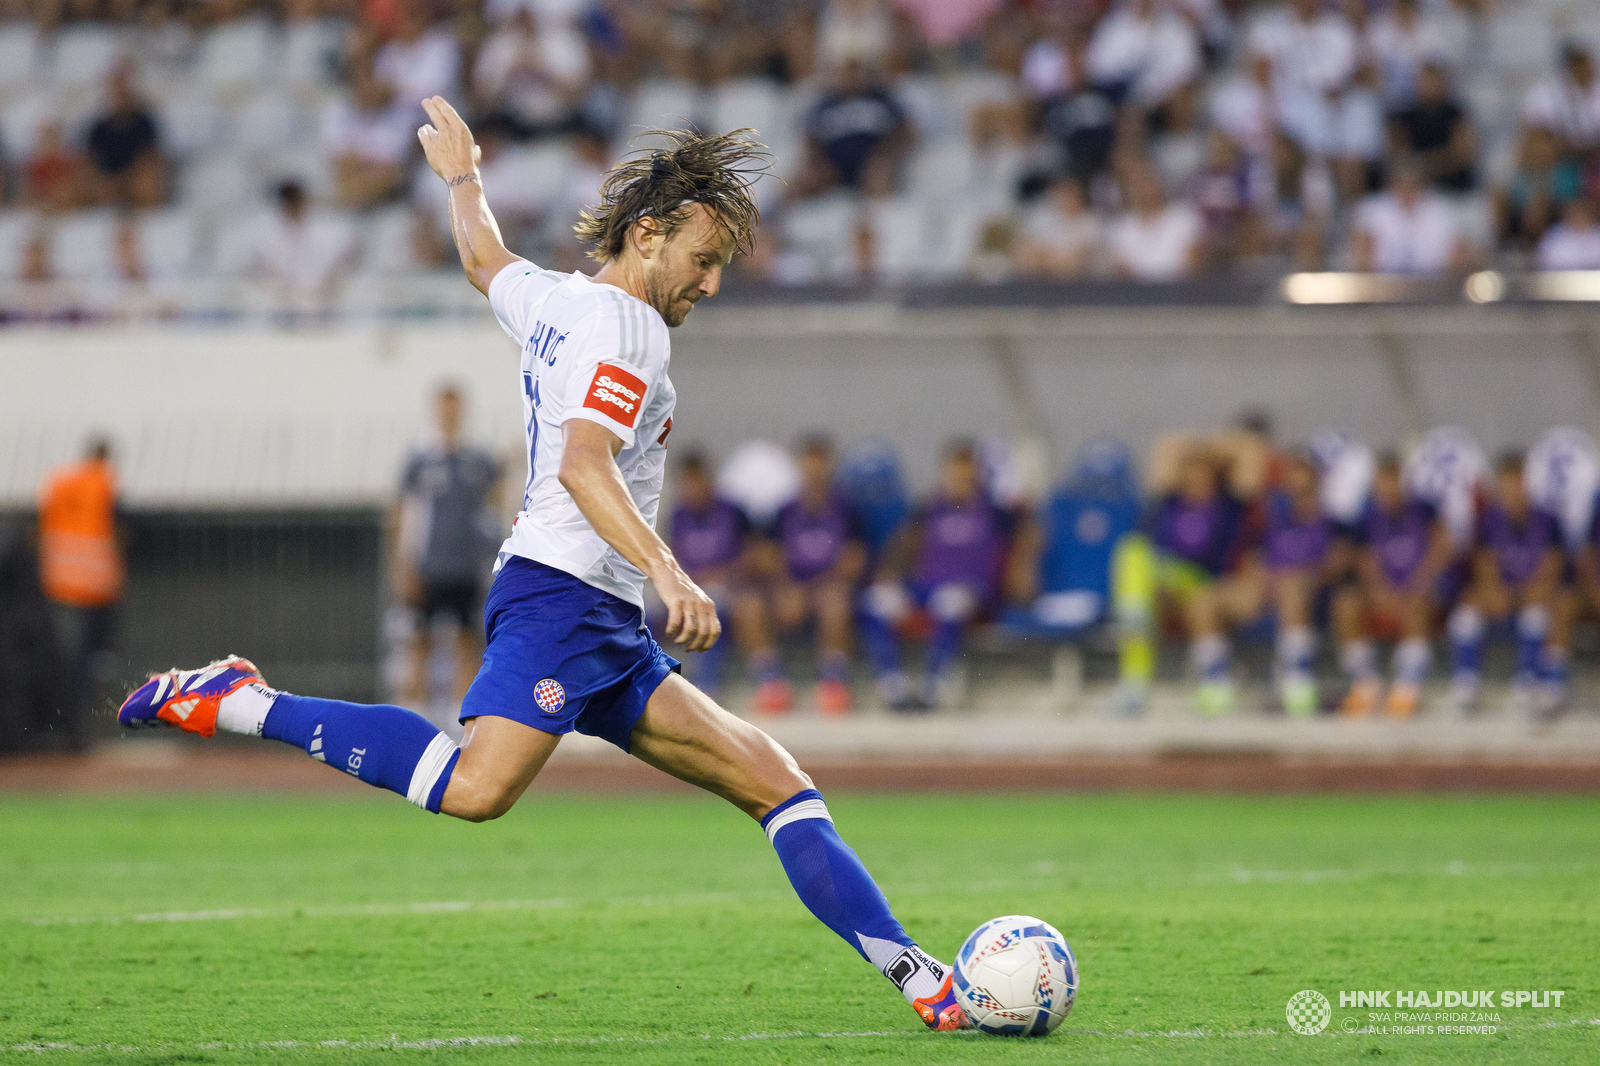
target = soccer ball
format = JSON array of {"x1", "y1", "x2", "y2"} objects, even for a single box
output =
[{"x1": 952, "y1": 915, "x2": 1077, "y2": 1036}]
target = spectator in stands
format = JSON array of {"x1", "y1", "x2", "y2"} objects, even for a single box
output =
[
  {"x1": 1247, "y1": 0, "x2": 1358, "y2": 109},
  {"x1": 1332, "y1": 60, "x2": 1387, "y2": 200},
  {"x1": 1085, "y1": 0, "x2": 1201, "y2": 110},
  {"x1": 1522, "y1": 41, "x2": 1600, "y2": 158},
  {"x1": 1012, "y1": 176, "x2": 1100, "y2": 278},
  {"x1": 1350, "y1": 161, "x2": 1470, "y2": 274},
  {"x1": 815, "y1": 0, "x2": 895, "y2": 70},
  {"x1": 394, "y1": 385, "x2": 502, "y2": 709},
  {"x1": 19, "y1": 231, "x2": 53, "y2": 284},
  {"x1": 1445, "y1": 451, "x2": 1569, "y2": 717},
  {"x1": 1261, "y1": 451, "x2": 1344, "y2": 715},
  {"x1": 1263, "y1": 130, "x2": 1334, "y2": 268},
  {"x1": 1536, "y1": 197, "x2": 1600, "y2": 270},
  {"x1": 1211, "y1": 50, "x2": 1276, "y2": 163},
  {"x1": 374, "y1": 0, "x2": 462, "y2": 124},
  {"x1": 1150, "y1": 81, "x2": 1208, "y2": 193},
  {"x1": 745, "y1": 435, "x2": 867, "y2": 716},
  {"x1": 1388, "y1": 62, "x2": 1476, "y2": 193},
  {"x1": 246, "y1": 180, "x2": 356, "y2": 315},
  {"x1": 1496, "y1": 126, "x2": 1583, "y2": 251},
  {"x1": 21, "y1": 121, "x2": 85, "y2": 211},
  {"x1": 1365, "y1": 0, "x2": 1463, "y2": 107},
  {"x1": 85, "y1": 64, "x2": 165, "y2": 209},
  {"x1": 1184, "y1": 129, "x2": 1254, "y2": 265},
  {"x1": 796, "y1": 59, "x2": 911, "y2": 199},
  {"x1": 1333, "y1": 451, "x2": 1450, "y2": 717},
  {"x1": 321, "y1": 64, "x2": 415, "y2": 209},
  {"x1": 473, "y1": 7, "x2": 590, "y2": 140},
  {"x1": 865, "y1": 440, "x2": 1020, "y2": 711},
  {"x1": 667, "y1": 449, "x2": 756, "y2": 697},
  {"x1": 37, "y1": 436, "x2": 124, "y2": 751},
  {"x1": 1107, "y1": 164, "x2": 1203, "y2": 280}
]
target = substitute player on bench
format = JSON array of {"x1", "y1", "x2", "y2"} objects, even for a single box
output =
[{"x1": 117, "y1": 99, "x2": 970, "y2": 1031}]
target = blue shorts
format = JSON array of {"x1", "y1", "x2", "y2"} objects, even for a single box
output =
[{"x1": 459, "y1": 557, "x2": 679, "y2": 753}]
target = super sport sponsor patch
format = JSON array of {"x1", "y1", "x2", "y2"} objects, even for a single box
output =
[{"x1": 584, "y1": 363, "x2": 647, "y2": 429}]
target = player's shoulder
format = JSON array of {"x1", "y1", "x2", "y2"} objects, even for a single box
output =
[{"x1": 563, "y1": 278, "x2": 670, "y2": 362}]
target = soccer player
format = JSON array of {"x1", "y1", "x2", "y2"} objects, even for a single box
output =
[
  {"x1": 116, "y1": 99, "x2": 970, "y2": 1031},
  {"x1": 1260, "y1": 451, "x2": 1344, "y2": 716},
  {"x1": 863, "y1": 440, "x2": 1017, "y2": 710},
  {"x1": 1446, "y1": 451, "x2": 1570, "y2": 715},
  {"x1": 1134, "y1": 442, "x2": 1261, "y2": 714},
  {"x1": 1331, "y1": 452, "x2": 1452, "y2": 717},
  {"x1": 665, "y1": 448, "x2": 756, "y2": 696},
  {"x1": 744, "y1": 435, "x2": 867, "y2": 716}
]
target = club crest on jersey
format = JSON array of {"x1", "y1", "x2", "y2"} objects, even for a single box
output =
[
  {"x1": 584, "y1": 363, "x2": 647, "y2": 428},
  {"x1": 533, "y1": 678, "x2": 566, "y2": 714}
]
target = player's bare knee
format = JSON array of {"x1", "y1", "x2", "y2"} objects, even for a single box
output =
[{"x1": 446, "y1": 777, "x2": 518, "y2": 823}]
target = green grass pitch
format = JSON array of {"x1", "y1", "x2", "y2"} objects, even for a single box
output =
[{"x1": 2, "y1": 790, "x2": 1596, "y2": 1064}]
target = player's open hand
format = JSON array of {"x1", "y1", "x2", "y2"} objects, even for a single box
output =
[
  {"x1": 657, "y1": 568, "x2": 721, "y2": 653},
  {"x1": 417, "y1": 96, "x2": 482, "y2": 184}
]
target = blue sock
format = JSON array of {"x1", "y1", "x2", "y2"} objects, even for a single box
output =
[
  {"x1": 927, "y1": 620, "x2": 964, "y2": 677},
  {"x1": 861, "y1": 613, "x2": 903, "y2": 676},
  {"x1": 762, "y1": 789, "x2": 947, "y2": 1005},
  {"x1": 262, "y1": 694, "x2": 459, "y2": 813},
  {"x1": 1514, "y1": 606, "x2": 1548, "y2": 679},
  {"x1": 1449, "y1": 607, "x2": 1484, "y2": 677}
]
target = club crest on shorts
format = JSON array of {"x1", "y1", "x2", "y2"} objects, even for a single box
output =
[{"x1": 534, "y1": 678, "x2": 566, "y2": 714}]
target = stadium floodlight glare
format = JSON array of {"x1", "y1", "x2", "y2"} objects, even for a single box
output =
[
  {"x1": 1464, "y1": 271, "x2": 1505, "y2": 303},
  {"x1": 1279, "y1": 272, "x2": 1409, "y2": 304},
  {"x1": 1530, "y1": 271, "x2": 1600, "y2": 302}
]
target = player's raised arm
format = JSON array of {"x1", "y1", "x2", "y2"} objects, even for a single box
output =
[{"x1": 416, "y1": 96, "x2": 523, "y2": 294}]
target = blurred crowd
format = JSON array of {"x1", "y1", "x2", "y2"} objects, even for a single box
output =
[
  {"x1": 638, "y1": 419, "x2": 1600, "y2": 719},
  {"x1": 7, "y1": 0, "x2": 1600, "y2": 307}
]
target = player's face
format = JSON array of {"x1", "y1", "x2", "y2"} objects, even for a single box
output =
[
  {"x1": 800, "y1": 448, "x2": 834, "y2": 493},
  {"x1": 1179, "y1": 455, "x2": 1217, "y2": 503},
  {"x1": 644, "y1": 206, "x2": 736, "y2": 327},
  {"x1": 679, "y1": 467, "x2": 712, "y2": 508},
  {"x1": 942, "y1": 454, "x2": 978, "y2": 500},
  {"x1": 1498, "y1": 469, "x2": 1528, "y2": 514},
  {"x1": 1374, "y1": 466, "x2": 1402, "y2": 510}
]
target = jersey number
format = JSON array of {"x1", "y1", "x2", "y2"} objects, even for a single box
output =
[{"x1": 522, "y1": 372, "x2": 542, "y2": 509}]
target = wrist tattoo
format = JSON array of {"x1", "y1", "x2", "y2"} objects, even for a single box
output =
[{"x1": 446, "y1": 174, "x2": 480, "y2": 188}]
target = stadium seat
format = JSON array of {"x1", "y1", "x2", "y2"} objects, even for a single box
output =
[
  {"x1": 893, "y1": 74, "x2": 959, "y2": 142},
  {"x1": 48, "y1": 24, "x2": 128, "y2": 90},
  {"x1": 179, "y1": 153, "x2": 259, "y2": 215},
  {"x1": 0, "y1": 23, "x2": 40, "y2": 94},
  {"x1": 919, "y1": 202, "x2": 985, "y2": 279},
  {"x1": 780, "y1": 194, "x2": 858, "y2": 280},
  {"x1": 265, "y1": 145, "x2": 336, "y2": 200},
  {"x1": 0, "y1": 210, "x2": 41, "y2": 282},
  {"x1": 906, "y1": 138, "x2": 976, "y2": 206},
  {"x1": 708, "y1": 77, "x2": 786, "y2": 138},
  {"x1": 625, "y1": 78, "x2": 705, "y2": 141},
  {"x1": 232, "y1": 94, "x2": 306, "y2": 157},
  {"x1": 208, "y1": 209, "x2": 256, "y2": 277},
  {"x1": 1027, "y1": 437, "x2": 1142, "y2": 635},
  {"x1": 50, "y1": 209, "x2": 119, "y2": 281},
  {"x1": 0, "y1": 91, "x2": 57, "y2": 161},
  {"x1": 151, "y1": 85, "x2": 225, "y2": 161},
  {"x1": 864, "y1": 196, "x2": 925, "y2": 281},
  {"x1": 839, "y1": 438, "x2": 911, "y2": 553},
  {"x1": 137, "y1": 209, "x2": 201, "y2": 279},
  {"x1": 359, "y1": 205, "x2": 424, "y2": 276},
  {"x1": 195, "y1": 17, "x2": 279, "y2": 95},
  {"x1": 1486, "y1": 7, "x2": 1555, "y2": 79},
  {"x1": 282, "y1": 17, "x2": 345, "y2": 89}
]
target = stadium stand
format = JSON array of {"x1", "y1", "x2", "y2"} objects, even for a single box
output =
[{"x1": 6, "y1": 0, "x2": 1600, "y2": 317}]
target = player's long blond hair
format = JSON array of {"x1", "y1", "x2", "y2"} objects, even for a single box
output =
[{"x1": 575, "y1": 128, "x2": 771, "y2": 263}]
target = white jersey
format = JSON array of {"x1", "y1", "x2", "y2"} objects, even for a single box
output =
[{"x1": 487, "y1": 261, "x2": 675, "y2": 608}]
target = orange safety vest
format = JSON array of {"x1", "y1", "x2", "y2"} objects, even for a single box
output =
[{"x1": 38, "y1": 459, "x2": 124, "y2": 608}]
